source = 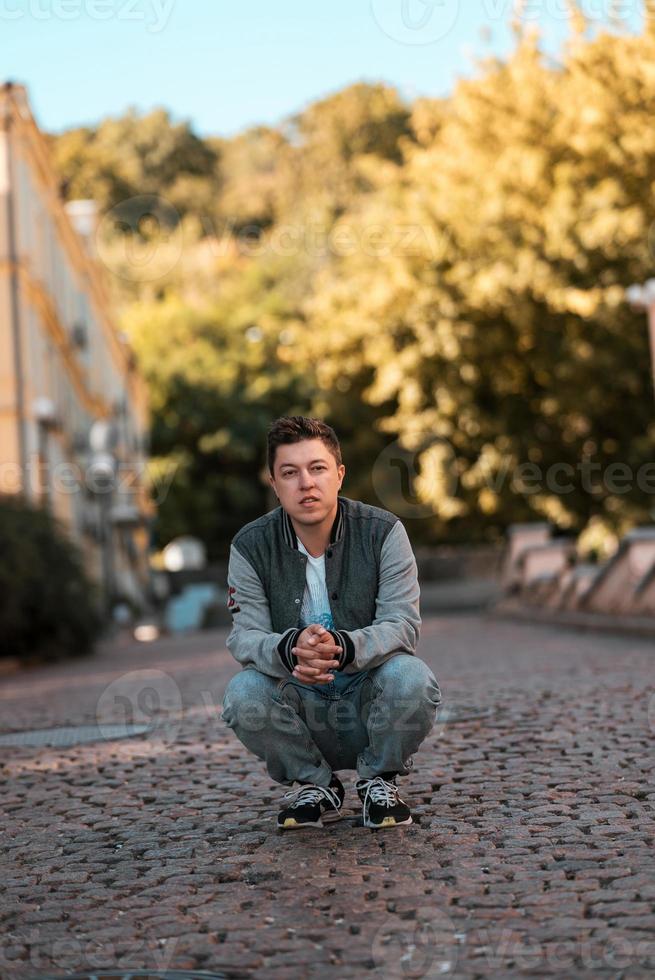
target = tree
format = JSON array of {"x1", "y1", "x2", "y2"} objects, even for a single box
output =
[
  {"x1": 51, "y1": 22, "x2": 655, "y2": 550},
  {"x1": 121, "y1": 256, "x2": 313, "y2": 553},
  {"x1": 51, "y1": 107, "x2": 220, "y2": 219},
  {"x1": 299, "y1": 27, "x2": 655, "y2": 540}
]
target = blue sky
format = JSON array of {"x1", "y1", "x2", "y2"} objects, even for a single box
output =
[{"x1": 3, "y1": 0, "x2": 644, "y2": 138}]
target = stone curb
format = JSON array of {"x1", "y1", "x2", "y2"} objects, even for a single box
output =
[{"x1": 489, "y1": 599, "x2": 655, "y2": 639}]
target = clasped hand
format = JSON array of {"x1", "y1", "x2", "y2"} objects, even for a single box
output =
[{"x1": 291, "y1": 624, "x2": 342, "y2": 685}]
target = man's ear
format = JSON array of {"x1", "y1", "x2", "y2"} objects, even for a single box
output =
[{"x1": 268, "y1": 471, "x2": 278, "y2": 498}]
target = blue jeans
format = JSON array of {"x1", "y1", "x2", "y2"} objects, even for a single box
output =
[{"x1": 221, "y1": 654, "x2": 442, "y2": 787}]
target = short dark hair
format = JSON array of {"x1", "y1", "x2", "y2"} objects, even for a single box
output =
[{"x1": 267, "y1": 416, "x2": 342, "y2": 473}]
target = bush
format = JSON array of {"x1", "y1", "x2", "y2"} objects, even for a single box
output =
[{"x1": 0, "y1": 494, "x2": 103, "y2": 661}]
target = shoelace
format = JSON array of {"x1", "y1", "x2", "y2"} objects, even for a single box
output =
[
  {"x1": 355, "y1": 776, "x2": 399, "y2": 812},
  {"x1": 282, "y1": 783, "x2": 342, "y2": 814}
]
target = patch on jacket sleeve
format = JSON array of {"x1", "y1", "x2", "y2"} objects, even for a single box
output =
[{"x1": 227, "y1": 586, "x2": 241, "y2": 615}]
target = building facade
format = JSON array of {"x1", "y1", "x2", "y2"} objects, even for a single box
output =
[{"x1": 0, "y1": 82, "x2": 154, "y2": 611}]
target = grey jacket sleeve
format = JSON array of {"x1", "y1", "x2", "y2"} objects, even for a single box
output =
[
  {"x1": 330, "y1": 520, "x2": 421, "y2": 673},
  {"x1": 225, "y1": 544, "x2": 301, "y2": 679}
]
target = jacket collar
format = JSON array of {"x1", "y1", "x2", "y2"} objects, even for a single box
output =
[{"x1": 281, "y1": 496, "x2": 345, "y2": 550}]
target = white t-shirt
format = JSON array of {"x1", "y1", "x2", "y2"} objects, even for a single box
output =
[
  {"x1": 296, "y1": 537, "x2": 335, "y2": 631},
  {"x1": 295, "y1": 535, "x2": 366, "y2": 690}
]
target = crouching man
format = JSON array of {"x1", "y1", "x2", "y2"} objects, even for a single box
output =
[{"x1": 222, "y1": 415, "x2": 442, "y2": 830}]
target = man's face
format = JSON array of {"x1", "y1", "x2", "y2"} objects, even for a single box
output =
[{"x1": 269, "y1": 438, "x2": 345, "y2": 525}]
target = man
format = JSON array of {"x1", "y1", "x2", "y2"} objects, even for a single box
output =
[{"x1": 222, "y1": 416, "x2": 441, "y2": 830}]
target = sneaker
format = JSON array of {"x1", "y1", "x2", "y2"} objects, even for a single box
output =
[
  {"x1": 277, "y1": 775, "x2": 345, "y2": 829},
  {"x1": 355, "y1": 775, "x2": 412, "y2": 829}
]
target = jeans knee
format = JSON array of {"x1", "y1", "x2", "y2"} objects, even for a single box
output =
[
  {"x1": 373, "y1": 655, "x2": 441, "y2": 709},
  {"x1": 222, "y1": 669, "x2": 276, "y2": 732}
]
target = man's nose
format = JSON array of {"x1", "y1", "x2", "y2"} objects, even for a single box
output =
[{"x1": 299, "y1": 471, "x2": 315, "y2": 487}]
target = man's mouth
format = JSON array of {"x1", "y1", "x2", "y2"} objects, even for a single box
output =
[{"x1": 300, "y1": 496, "x2": 320, "y2": 505}]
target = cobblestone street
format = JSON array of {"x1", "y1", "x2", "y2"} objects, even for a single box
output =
[{"x1": 1, "y1": 612, "x2": 654, "y2": 979}]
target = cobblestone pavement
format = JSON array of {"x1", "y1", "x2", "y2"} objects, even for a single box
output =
[{"x1": 1, "y1": 613, "x2": 654, "y2": 979}]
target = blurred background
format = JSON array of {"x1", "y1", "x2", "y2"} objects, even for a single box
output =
[{"x1": 3, "y1": 0, "x2": 655, "y2": 662}]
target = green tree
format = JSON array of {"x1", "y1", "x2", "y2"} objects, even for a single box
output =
[
  {"x1": 121, "y1": 257, "x2": 312, "y2": 553},
  {"x1": 51, "y1": 19, "x2": 655, "y2": 550},
  {"x1": 301, "y1": 26, "x2": 655, "y2": 541},
  {"x1": 51, "y1": 107, "x2": 220, "y2": 219}
]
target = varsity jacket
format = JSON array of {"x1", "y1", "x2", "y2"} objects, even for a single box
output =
[{"x1": 225, "y1": 495, "x2": 421, "y2": 679}]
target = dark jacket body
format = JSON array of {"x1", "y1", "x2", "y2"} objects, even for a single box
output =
[{"x1": 226, "y1": 495, "x2": 421, "y2": 679}]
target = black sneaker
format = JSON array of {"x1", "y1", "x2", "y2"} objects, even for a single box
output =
[
  {"x1": 355, "y1": 775, "x2": 412, "y2": 828},
  {"x1": 277, "y1": 775, "x2": 345, "y2": 829}
]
